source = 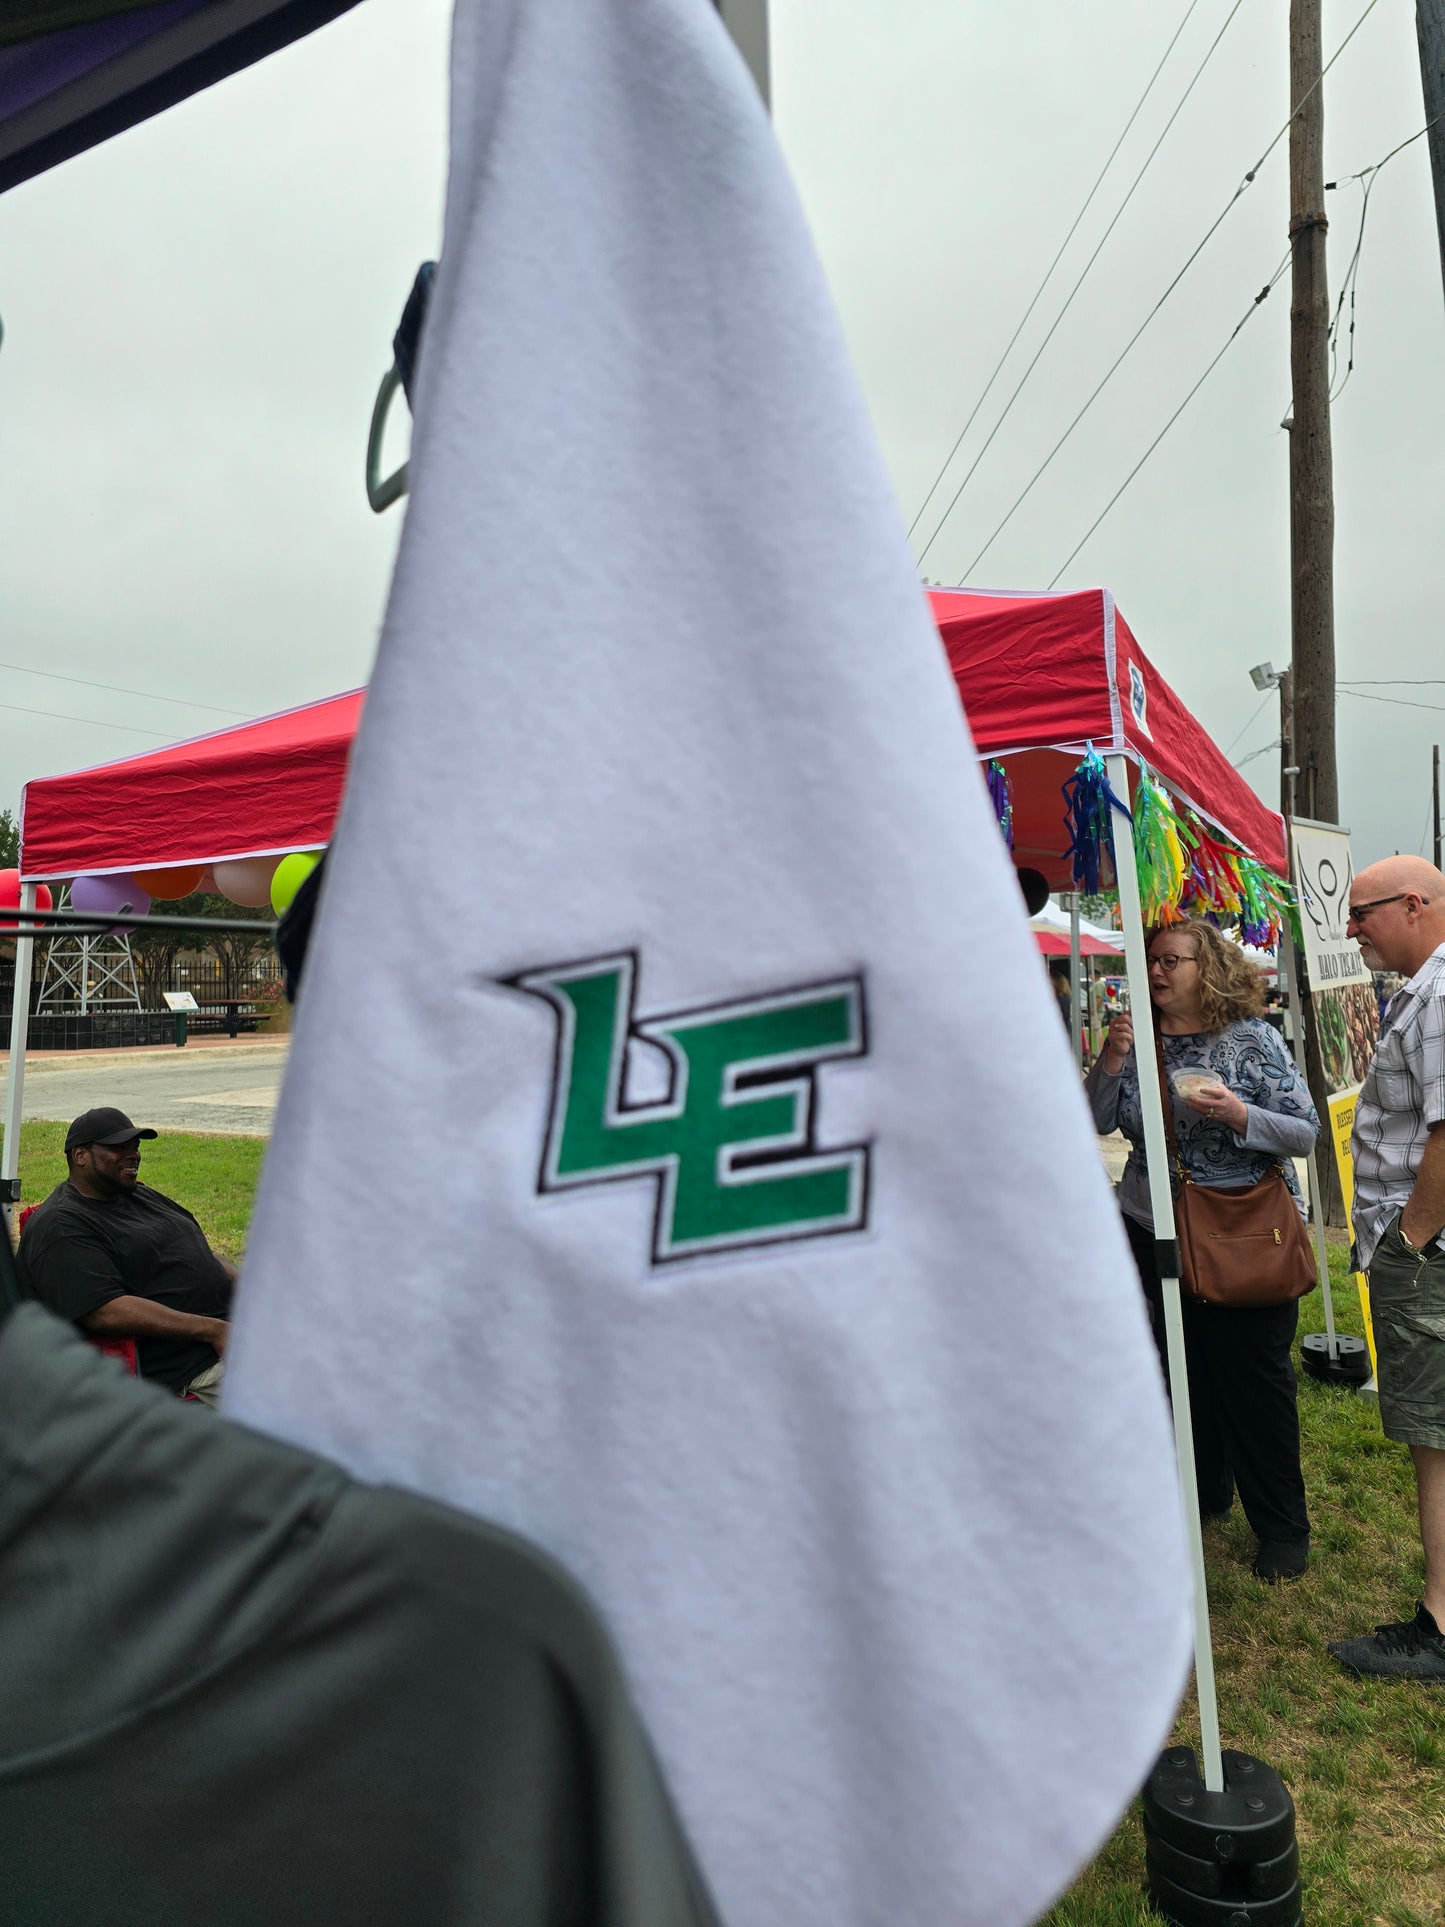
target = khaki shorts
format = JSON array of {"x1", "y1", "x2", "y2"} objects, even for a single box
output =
[{"x1": 1368, "y1": 1219, "x2": 1445, "y2": 1450}]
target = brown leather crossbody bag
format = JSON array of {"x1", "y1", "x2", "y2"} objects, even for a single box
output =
[{"x1": 1156, "y1": 1049, "x2": 1317, "y2": 1308}]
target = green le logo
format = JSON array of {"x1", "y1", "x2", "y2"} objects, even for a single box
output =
[{"x1": 509, "y1": 953, "x2": 869, "y2": 1263}]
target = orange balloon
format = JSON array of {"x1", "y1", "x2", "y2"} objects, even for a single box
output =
[{"x1": 133, "y1": 865, "x2": 206, "y2": 900}]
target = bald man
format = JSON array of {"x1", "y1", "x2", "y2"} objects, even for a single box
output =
[{"x1": 1329, "y1": 857, "x2": 1445, "y2": 1681}]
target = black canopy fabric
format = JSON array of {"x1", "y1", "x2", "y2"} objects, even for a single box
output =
[{"x1": 0, "y1": 0, "x2": 363, "y2": 193}]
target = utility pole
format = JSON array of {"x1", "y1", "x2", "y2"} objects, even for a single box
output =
[
  {"x1": 1434, "y1": 743, "x2": 1441, "y2": 870},
  {"x1": 717, "y1": 0, "x2": 770, "y2": 106},
  {"x1": 1289, "y1": 0, "x2": 1338, "y2": 826},
  {"x1": 1278, "y1": 667, "x2": 1296, "y2": 819},
  {"x1": 1288, "y1": 0, "x2": 1344, "y2": 1222},
  {"x1": 1419, "y1": 1, "x2": 1445, "y2": 311}
]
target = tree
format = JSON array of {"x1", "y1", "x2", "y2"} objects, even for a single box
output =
[
  {"x1": 194, "y1": 894, "x2": 276, "y2": 1001},
  {"x1": 128, "y1": 892, "x2": 276, "y2": 1007},
  {"x1": 128, "y1": 894, "x2": 198, "y2": 1009},
  {"x1": 0, "y1": 809, "x2": 18, "y2": 871}
]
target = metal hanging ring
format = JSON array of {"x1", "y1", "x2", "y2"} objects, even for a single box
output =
[{"x1": 365, "y1": 363, "x2": 410, "y2": 513}]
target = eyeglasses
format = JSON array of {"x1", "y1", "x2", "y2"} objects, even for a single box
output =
[
  {"x1": 1147, "y1": 952, "x2": 1197, "y2": 972},
  {"x1": 1347, "y1": 894, "x2": 1429, "y2": 925}
]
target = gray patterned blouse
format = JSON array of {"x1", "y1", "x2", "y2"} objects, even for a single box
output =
[{"x1": 1085, "y1": 1017, "x2": 1319, "y2": 1232}]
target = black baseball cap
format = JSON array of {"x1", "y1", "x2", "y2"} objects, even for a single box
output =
[{"x1": 64, "y1": 1108, "x2": 158, "y2": 1155}]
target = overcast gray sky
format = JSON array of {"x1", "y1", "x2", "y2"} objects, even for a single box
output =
[{"x1": 1, "y1": 0, "x2": 1441, "y2": 867}]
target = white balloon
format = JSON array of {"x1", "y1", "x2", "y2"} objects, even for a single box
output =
[{"x1": 213, "y1": 857, "x2": 279, "y2": 908}]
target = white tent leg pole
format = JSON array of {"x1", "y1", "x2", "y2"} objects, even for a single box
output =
[
  {"x1": 1107, "y1": 753, "x2": 1224, "y2": 1794},
  {"x1": 1069, "y1": 894, "x2": 1084, "y2": 1070},
  {"x1": 1279, "y1": 930, "x2": 1337, "y2": 1354},
  {"x1": 2, "y1": 884, "x2": 36, "y2": 1240}
]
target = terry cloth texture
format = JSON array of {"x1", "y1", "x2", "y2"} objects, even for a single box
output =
[
  {"x1": 223, "y1": 3, "x2": 1192, "y2": 1925},
  {"x1": 0, "y1": 1306, "x2": 719, "y2": 1927}
]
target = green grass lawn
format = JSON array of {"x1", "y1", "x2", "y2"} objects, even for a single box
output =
[
  {"x1": 6, "y1": 1124, "x2": 1442, "y2": 1919},
  {"x1": 5, "y1": 1119, "x2": 264, "y2": 1263},
  {"x1": 1047, "y1": 1245, "x2": 1445, "y2": 1927}
]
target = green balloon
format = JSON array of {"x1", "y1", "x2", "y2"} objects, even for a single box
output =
[{"x1": 270, "y1": 850, "x2": 322, "y2": 916}]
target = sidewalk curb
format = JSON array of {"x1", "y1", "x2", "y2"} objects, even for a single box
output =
[{"x1": 1, "y1": 1039, "x2": 290, "y2": 1072}]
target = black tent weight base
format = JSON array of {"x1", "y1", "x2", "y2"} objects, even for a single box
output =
[
  {"x1": 1141, "y1": 1745, "x2": 1300, "y2": 1926},
  {"x1": 1299, "y1": 1331, "x2": 1371, "y2": 1387}
]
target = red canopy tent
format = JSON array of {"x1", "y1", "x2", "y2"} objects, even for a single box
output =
[
  {"x1": 928, "y1": 586, "x2": 1286, "y2": 881},
  {"x1": 16, "y1": 588, "x2": 1282, "y2": 890},
  {"x1": 922, "y1": 586, "x2": 1290, "y2": 1798},
  {"x1": 1033, "y1": 930, "x2": 1121, "y2": 958},
  {"x1": 19, "y1": 690, "x2": 363, "y2": 881},
  {"x1": 5, "y1": 584, "x2": 1280, "y2": 1800}
]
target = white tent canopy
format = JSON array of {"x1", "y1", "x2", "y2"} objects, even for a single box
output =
[{"x1": 1030, "y1": 898, "x2": 1123, "y2": 945}]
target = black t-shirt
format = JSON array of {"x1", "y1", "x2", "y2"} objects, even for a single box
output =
[{"x1": 19, "y1": 1182, "x2": 233, "y2": 1393}]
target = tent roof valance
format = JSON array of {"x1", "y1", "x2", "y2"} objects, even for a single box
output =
[
  {"x1": 928, "y1": 587, "x2": 1287, "y2": 888},
  {"x1": 19, "y1": 587, "x2": 1281, "y2": 891},
  {"x1": 19, "y1": 688, "x2": 362, "y2": 881}
]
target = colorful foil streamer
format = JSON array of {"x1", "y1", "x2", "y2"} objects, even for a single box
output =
[
  {"x1": 986, "y1": 760, "x2": 1013, "y2": 850},
  {"x1": 1131, "y1": 769, "x2": 1189, "y2": 926},
  {"x1": 1058, "y1": 749, "x2": 1294, "y2": 944},
  {"x1": 1061, "y1": 746, "x2": 1130, "y2": 894}
]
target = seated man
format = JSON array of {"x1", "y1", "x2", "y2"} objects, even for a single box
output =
[{"x1": 19, "y1": 1108, "x2": 234, "y2": 1405}]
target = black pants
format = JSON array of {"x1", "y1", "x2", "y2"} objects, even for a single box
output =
[{"x1": 1123, "y1": 1211, "x2": 1310, "y2": 1545}]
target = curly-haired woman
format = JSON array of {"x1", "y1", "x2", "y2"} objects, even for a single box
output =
[{"x1": 1085, "y1": 918, "x2": 1320, "y2": 1582}]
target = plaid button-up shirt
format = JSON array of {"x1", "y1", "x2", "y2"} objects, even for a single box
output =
[{"x1": 1352, "y1": 940, "x2": 1445, "y2": 1267}]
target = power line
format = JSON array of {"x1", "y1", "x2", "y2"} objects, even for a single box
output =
[
  {"x1": 1046, "y1": 253, "x2": 1290, "y2": 586},
  {"x1": 906, "y1": 0, "x2": 1207, "y2": 545},
  {"x1": 1224, "y1": 691, "x2": 1275, "y2": 757},
  {"x1": 1235, "y1": 737, "x2": 1283, "y2": 770},
  {"x1": 1340, "y1": 688, "x2": 1445, "y2": 715},
  {"x1": 1326, "y1": 172, "x2": 1374, "y2": 401},
  {"x1": 0, "y1": 657, "x2": 250, "y2": 719},
  {"x1": 0, "y1": 698, "x2": 171, "y2": 738},
  {"x1": 1325, "y1": 115, "x2": 1443, "y2": 401},
  {"x1": 915, "y1": 0, "x2": 1245, "y2": 568},
  {"x1": 958, "y1": 0, "x2": 1383, "y2": 579},
  {"x1": 1339, "y1": 677, "x2": 1445, "y2": 686},
  {"x1": 1327, "y1": 112, "x2": 1442, "y2": 189}
]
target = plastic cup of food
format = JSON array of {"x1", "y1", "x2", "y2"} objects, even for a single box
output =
[{"x1": 1170, "y1": 1068, "x2": 1226, "y2": 1100}]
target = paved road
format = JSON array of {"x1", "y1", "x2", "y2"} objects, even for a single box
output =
[
  {"x1": 11, "y1": 1041, "x2": 1134, "y2": 1171},
  {"x1": 16, "y1": 1042, "x2": 289, "y2": 1138}
]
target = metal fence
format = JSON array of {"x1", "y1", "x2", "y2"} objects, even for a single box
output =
[{"x1": 1, "y1": 944, "x2": 284, "y2": 1049}]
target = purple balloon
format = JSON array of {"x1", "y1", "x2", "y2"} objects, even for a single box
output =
[{"x1": 69, "y1": 872, "x2": 152, "y2": 931}]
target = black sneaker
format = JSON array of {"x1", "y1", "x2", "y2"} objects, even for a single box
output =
[
  {"x1": 1329, "y1": 1604, "x2": 1445, "y2": 1681},
  {"x1": 1253, "y1": 1537, "x2": 1309, "y2": 1583}
]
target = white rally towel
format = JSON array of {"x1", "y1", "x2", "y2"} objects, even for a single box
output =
[{"x1": 225, "y1": 3, "x2": 1190, "y2": 1922}]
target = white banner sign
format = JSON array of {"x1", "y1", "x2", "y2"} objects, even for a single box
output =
[{"x1": 1291, "y1": 819, "x2": 1376, "y2": 1096}]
